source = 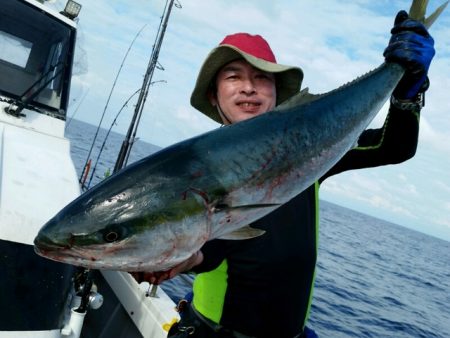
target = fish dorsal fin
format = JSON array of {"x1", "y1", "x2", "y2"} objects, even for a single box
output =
[
  {"x1": 217, "y1": 225, "x2": 266, "y2": 240},
  {"x1": 273, "y1": 87, "x2": 322, "y2": 112}
]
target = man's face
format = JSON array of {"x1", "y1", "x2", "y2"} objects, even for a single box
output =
[{"x1": 209, "y1": 59, "x2": 276, "y2": 124}]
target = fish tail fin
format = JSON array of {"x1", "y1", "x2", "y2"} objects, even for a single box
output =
[
  {"x1": 409, "y1": 0, "x2": 449, "y2": 28},
  {"x1": 423, "y1": 1, "x2": 449, "y2": 28}
]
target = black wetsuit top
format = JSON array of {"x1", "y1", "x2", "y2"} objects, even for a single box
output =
[{"x1": 191, "y1": 104, "x2": 420, "y2": 338}]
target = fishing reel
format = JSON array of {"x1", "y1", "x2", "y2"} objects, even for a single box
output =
[{"x1": 73, "y1": 268, "x2": 104, "y2": 311}]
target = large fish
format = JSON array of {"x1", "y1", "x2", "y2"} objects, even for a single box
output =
[{"x1": 34, "y1": 0, "x2": 447, "y2": 271}]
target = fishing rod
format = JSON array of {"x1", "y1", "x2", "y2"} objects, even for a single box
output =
[
  {"x1": 79, "y1": 24, "x2": 147, "y2": 186},
  {"x1": 84, "y1": 79, "x2": 166, "y2": 189},
  {"x1": 113, "y1": 0, "x2": 182, "y2": 173},
  {"x1": 66, "y1": 88, "x2": 89, "y2": 131},
  {"x1": 84, "y1": 88, "x2": 141, "y2": 189},
  {"x1": 111, "y1": 0, "x2": 181, "y2": 299}
]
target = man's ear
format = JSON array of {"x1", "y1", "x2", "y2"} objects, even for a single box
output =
[{"x1": 207, "y1": 89, "x2": 217, "y2": 107}]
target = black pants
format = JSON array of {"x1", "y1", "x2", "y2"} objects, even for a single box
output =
[
  {"x1": 167, "y1": 303, "x2": 311, "y2": 338},
  {"x1": 167, "y1": 303, "x2": 249, "y2": 338}
]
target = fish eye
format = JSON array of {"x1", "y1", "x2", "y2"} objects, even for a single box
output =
[
  {"x1": 104, "y1": 231, "x2": 119, "y2": 243},
  {"x1": 101, "y1": 225, "x2": 126, "y2": 243}
]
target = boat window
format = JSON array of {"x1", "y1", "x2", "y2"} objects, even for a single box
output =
[
  {"x1": 0, "y1": 30, "x2": 32, "y2": 68},
  {"x1": 0, "y1": 0, "x2": 76, "y2": 118}
]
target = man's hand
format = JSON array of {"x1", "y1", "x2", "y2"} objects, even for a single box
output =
[
  {"x1": 130, "y1": 251, "x2": 204, "y2": 285},
  {"x1": 384, "y1": 10, "x2": 435, "y2": 99}
]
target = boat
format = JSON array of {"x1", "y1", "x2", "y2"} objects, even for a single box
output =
[{"x1": 0, "y1": 1, "x2": 179, "y2": 337}]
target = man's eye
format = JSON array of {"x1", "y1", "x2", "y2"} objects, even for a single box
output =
[
  {"x1": 226, "y1": 75, "x2": 238, "y2": 80},
  {"x1": 256, "y1": 73, "x2": 272, "y2": 80}
]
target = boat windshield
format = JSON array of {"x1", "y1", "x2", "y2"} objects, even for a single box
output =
[{"x1": 0, "y1": 0, "x2": 75, "y2": 118}]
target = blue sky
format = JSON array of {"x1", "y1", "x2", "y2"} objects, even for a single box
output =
[{"x1": 51, "y1": 0, "x2": 449, "y2": 241}]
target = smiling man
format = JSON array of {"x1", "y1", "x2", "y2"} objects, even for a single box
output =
[
  {"x1": 207, "y1": 59, "x2": 277, "y2": 124},
  {"x1": 133, "y1": 15, "x2": 435, "y2": 337},
  {"x1": 191, "y1": 33, "x2": 302, "y2": 126}
]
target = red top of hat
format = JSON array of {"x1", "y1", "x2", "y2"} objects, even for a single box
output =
[{"x1": 219, "y1": 33, "x2": 277, "y2": 63}]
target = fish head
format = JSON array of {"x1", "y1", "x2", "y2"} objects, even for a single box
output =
[
  {"x1": 34, "y1": 214, "x2": 203, "y2": 272},
  {"x1": 34, "y1": 211, "x2": 151, "y2": 270},
  {"x1": 33, "y1": 182, "x2": 208, "y2": 272}
]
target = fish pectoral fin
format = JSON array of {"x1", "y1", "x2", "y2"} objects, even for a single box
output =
[{"x1": 217, "y1": 226, "x2": 266, "y2": 240}]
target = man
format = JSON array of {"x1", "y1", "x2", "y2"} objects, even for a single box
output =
[{"x1": 133, "y1": 10, "x2": 435, "y2": 338}]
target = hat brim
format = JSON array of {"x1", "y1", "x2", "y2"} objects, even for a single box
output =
[{"x1": 190, "y1": 44, "x2": 303, "y2": 123}]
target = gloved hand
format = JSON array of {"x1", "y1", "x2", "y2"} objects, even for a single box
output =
[{"x1": 383, "y1": 10, "x2": 435, "y2": 99}]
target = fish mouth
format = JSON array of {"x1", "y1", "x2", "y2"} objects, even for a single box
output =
[
  {"x1": 33, "y1": 236, "x2": 97, "y2": 268},
  {"x1": 34, "y1": 233, "x2": 67, "y2": 249},
  {"x1": 34, "y1": 235, "x2": 68, "y2": 258},
  {"x1": 33, "y1": 232, "x2": 131, "y2": 270},
  {"x1": 33, "y1": 231, "x2": 84, "y2": 258}
]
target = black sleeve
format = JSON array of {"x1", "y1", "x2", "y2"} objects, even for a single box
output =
[
  {"x1": 320, "y1": 104, "x2": 420, "y2": 183},
  {"x1": 191, "y1": 239, "x2": 228, "y2": 274}
]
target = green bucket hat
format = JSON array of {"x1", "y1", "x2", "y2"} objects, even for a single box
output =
[{"x1": 190, "y1": 33, "x2": 304, "y2": 123}]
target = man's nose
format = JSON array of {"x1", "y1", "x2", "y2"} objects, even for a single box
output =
[{"x1": 240, "y1": 78, "x2": 256, "y2": 94}]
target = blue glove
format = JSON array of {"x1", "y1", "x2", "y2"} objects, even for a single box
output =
[{"x1": 383, "y1": 10, "x2": 435, "y2": 99}]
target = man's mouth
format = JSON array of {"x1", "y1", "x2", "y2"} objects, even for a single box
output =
[{"x1": 237, "y1": 102, "x2": 261, "y2": 111}]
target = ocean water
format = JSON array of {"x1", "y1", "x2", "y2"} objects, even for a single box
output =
[{"x1": 66, "y1": 119, "x2": 450, "y2": 338}]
